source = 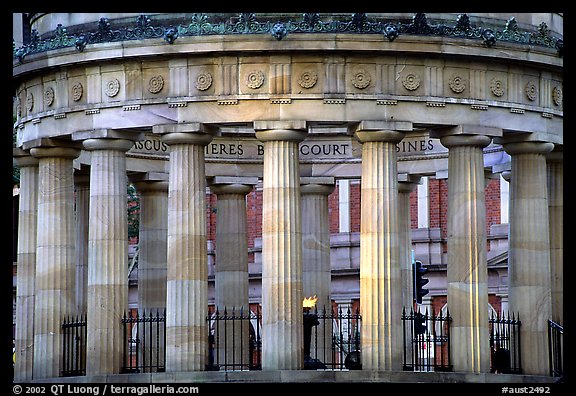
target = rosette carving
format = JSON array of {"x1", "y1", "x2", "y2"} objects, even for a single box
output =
[
  {"x1": 246, "y1": 70, "x2": 265, "y2": 89},
  {"x1": 196, "y1": 72, "x2": 213, "y2": 91},
  {"x1": 351, "y1": 69, "x2": 371, "y2": 89},
  {"x1": 298, "y1": 71, "x2": 318, "y2": 89},
  {"x1": 72, "y1": 82, "x2": 83, "y2": 101},
  {"x1": 105, "y1": 78, "x2": 120, "y2": 97},
  {"x1": 26, "y1": 92, "x2": 34, "y2": 112},
  {"x1": 525, "y1": 81, "x2": 537, "y2": 101},
  {"x1": 148, "y1": 75, "x2": 164, "y2": 94},
  {"x1": 552, "y1": 86, "x2": 563, "y2": 106},
  {"x1": 402, "y1": 73, "x2": 420, "y2": 91},
  {"x1": 449, "y1": 75, "x2": 466, "y2": 93},
  {"x1": 490, "y1": 78, "x2": 504, "y2": 97},
  {"x1": 44, "y1": 87, "x2": 55, "y2": 106}
]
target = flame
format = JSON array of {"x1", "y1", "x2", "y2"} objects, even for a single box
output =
[{"x1": 302, "y1": 295, "x2": 318, "y2": 308}]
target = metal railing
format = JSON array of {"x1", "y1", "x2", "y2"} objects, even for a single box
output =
[
  {"x1": 401, "y1": 307, "x2": 452, "y2": 372},
  {"x1": 548, "y1": 320, "x2": 563, "y2": 378},
  {"x1": 121, "y1": 309, "x2": 166, "y2": 373},
  {"x1": 207, "y1": 305, "x2": 362, "y2": 371},
  {"x1": 61, "y1": 314, "x2": 87, "y2": 377},
  {"x1": 489, "y1": 311, "x2": 522, "y2": 374}
]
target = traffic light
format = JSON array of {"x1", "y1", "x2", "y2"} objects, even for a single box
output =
[{"x1": 413, "y1": 260, "x2": 429, "y2": 304}]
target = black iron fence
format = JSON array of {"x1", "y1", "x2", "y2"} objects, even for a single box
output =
[
  {"x1": 401, "y1": 307, "x2": 452, "y2": 372},
  {"x1": 548, "y1": 320, "x2": 563, "y2": 378},
  {"x1": 489, "y1": 311, "x2": 522, "y2": 374},
  {"x1": 121, "y1": 309, "x2": 166, "y2": 373},
  {"x1": 207, "y1": 305, "x2": 362, "y2": 371},
  {"x1": 61, "y1": 314, "x2": 87, "y2": 377}
]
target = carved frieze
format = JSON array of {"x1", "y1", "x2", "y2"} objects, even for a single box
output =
[
  {"x1": 26, "y1": 92, "x2": 34, "y2": 112},
  {"x1": 72, "y1": 82, "x2": 83, "y2": 101},
  {"x1": 449, "y1": 75, "x2": 466, "y2": 93},
  {"x1": 525, "y1": 81, "x2": 537, "y2": 101},
  {"x1": 490, "y1": 78, "x2": 504, "y2": 97},
  {"x1": 552, "y1": 86, "x2": 562, "y2": 106},
  {"x1": 44, "y1": 87, "x2": 55, "y2": 107},
  {"x1": 351, "y1": 69, "x2": 371, "y2": 89}
]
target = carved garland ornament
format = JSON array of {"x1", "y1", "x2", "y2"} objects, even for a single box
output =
[
  {"x1": 72, "y1": 82, "x2": 83, "y2": 101},
  {"x1": 351, "y1": 69, "x2": 371, "y2": 89},
  {"x1": 246, "y1": 70, "x2": 265, "y2": 89},
  {"x1": 298, "y1": 71, "x2": 318, "y2": 89},
  {"x1": 525, "y1": 81, "x2": 537, "y2": 101},
  {"x1": 552, "y1": 86, "x2": 563, "y2": 106},
  {"x1": 44, "y1": 87, "x2": 55, "y2": 107},
  {"x1": 105, "y1": 78, "x2": 120, "y2": 97},
  {"x1": 449, "y1": 75, "x2": 466, "y2": 93},
  {"x1": 196, "y1": 72, "x2": 213, "y2": 91},
  {"x1": 148, "y1": 75, "x2": 164, "y2": 94},
  {"x1": 402, "y1": 73, "x2": 420, "y2": 91},
  {"x1": 490, "y1": 78, "x2": 504, "y2": 97}
]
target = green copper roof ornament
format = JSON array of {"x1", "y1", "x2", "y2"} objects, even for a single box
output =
[{"x1": 271, "y1": 22, "x2": 288, "y2": 40}]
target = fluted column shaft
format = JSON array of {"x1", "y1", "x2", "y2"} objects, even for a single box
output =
[
  {"x1": 83, "y1": 138, "x2": 133, "y2": 376},
  {"x1": 74, "y1": 175, "x2": 90, "y2": 314},
  {"x1": 211, "y1": 183, "x2": 253, "y2": 368},
  {"x1": 546, "y1": 151, "x2": 563, "y2": 324},
  {"x1": 355, "y1": 128, "x2": 405, "y2": 371},
  {"x1": 162, "y1": 132, "x2": 213, "y2": 372},
  {"x1": 442, "y1": 134, "x2": 492, "y2": 373},
  {"x1": 256, "y1": 122, "x2": 307, "y2": 370},
  {"x1": 134, "y1": 181, "x2": 169, "y2": 313},
  {"x1": 29, "y1": 146, "x2": 80, "y2": 379},
  {"x1": 301, "y1": 181, "x2": 335, "y2": 363},
  {"x1": 504, "y1": 141, "x2": 554, "y2": 375},
  {"x1": 13, "y1": 151, "x2": 39, "y2": 382}
]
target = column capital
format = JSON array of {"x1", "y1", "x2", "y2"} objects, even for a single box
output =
[
  {"x1": 300, "y1": 176, "x2": 335, "y2": 196},
  {"x1": 210, "y1": 183, "x2": 253, "y2": 196},
  {"x1": 83, "y1": 138, "x2": 135, "y2": 152},
  {"x1": 430, "y1": 125, "x2": 502, "y2": 139},
  {"x1": 133, "y1": 181, "x2": 169, "y2": 194},
  {"x1": 501, "y1": 171, "x2": 511, "y2": 182},
  {"x1": 502, "y1": 141, "x2": 554, "y2": 156},
  {"x1": 546, "y1": 146, "x2": 563, "y2": 162},
  {"x1": 30, "y1": 146, "x2": 81, "y2": 160},
  {"x1": 398, "y1": 175, "x2": 420, "y2": 193},
  {"x1": 161, "y1": 132, "x2": 213, "y2": 146},
  {"x1": 440, "y1": 134, "x2": 492, "y2": 148},
  {"x1": 254, "y1": 120, "x2": 307, "y2": 143},
  {"x1": 354, "y1": 120, "x2": 411, "y2": 143},
  {"x1": 13, "y1": 148, "x2": 39, "y2": 167}
]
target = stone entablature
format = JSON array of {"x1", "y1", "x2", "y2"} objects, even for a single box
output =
[{"x1": 14, "y1": 53, "x2": 562, "y2": 146}]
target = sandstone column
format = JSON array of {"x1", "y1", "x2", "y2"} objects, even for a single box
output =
[
  {"x1": 501, "y1": 140, "x2": 554, "y2": 375},
  {"x1": 441, "y1": 133, "x2": 492, "y2": 373},
  {"x1": 13, "y1": 148, "x2": 39, "y2": 382},
  {"x1": 79, "y1": 135, "x2": 136, "y2": 376},
  {"x1": 28, "y1": 142, "x2": 81, "y2": 379},
  {"x1": 397, "y1": 174, "x2": 420, "y2": 310},
  {"x1": 254, "y1": 120, "x2": 307, "y2": 370},
  {"x1": 74, "y1": 173, "x2": 90, "y2": 314},
  {"x1": 354, "y1": 120, "x2": 411, "y2": 371},
  {"x1": 546, "y1": 148, "x2": 563, "y2": 325},
  {"x1": 132, "y1": 174, "x2": 168, "y2": 371},
  {"x1": 153, "y1": 123, "x2": 213, "y2": 372},
  {"x1": 300, "y1": 177, "x2": 335, "y2": 365},
  {"x1": 132, "y1": 175, "x2": 169, "y2": 313},
  {"x1": 210, "y1": 177, "x2": 256, "y2": 369}
]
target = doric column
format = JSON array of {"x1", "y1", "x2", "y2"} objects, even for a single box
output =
[
  {"x1": 132, "y1": 175, "x2": 169, "y2": 313},
  {"x1": 501, "y1": 140, "x2": 554, "y2": 375},
  {"x1": 254, "y1": 120, "x2": 307, "y2": 370},
  {"x1": 13, "y1": 149, "x2": 39, "y2": 382},
  {"x1": 153, "y1": 123, "x2": 213, "y2": 372},
  {"x1": 78, "y1": 135, "x2": 136, "y2": 376},
  {"x1": 28, "y1": 142, "x2": 81, "y2": 379},
  {"x1": 354, "y1": 120, "x2": 411, "y2": 371},
  {"x1": 74, "y1": 173, "x2": 90, "y2": 314},
  {"x1": 546, "y1": 148, "x2": 563, "y2": 324},
  {"x1": 440, "y1": 133, "x2": 492, "y2": 373},
  {"x1": 398, "y1": 174, "x2": 420, "y2": 310},
  {"x1": 300, "y1": 177, "x2": 335, "y2": 365},
  {"x1": 210, "y1": 177, "x2": 256, "y2": 369}
]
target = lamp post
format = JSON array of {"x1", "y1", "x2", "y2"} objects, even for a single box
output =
[{"x1": 303, "y1": 296, "x2": 326, "y2": 369}]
